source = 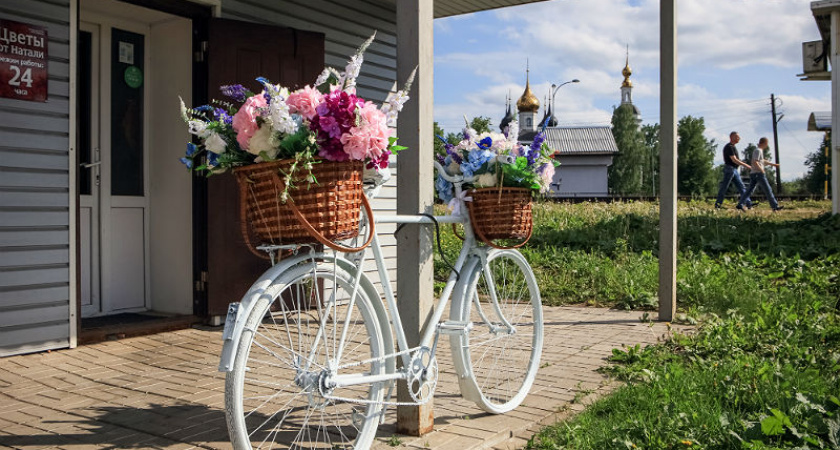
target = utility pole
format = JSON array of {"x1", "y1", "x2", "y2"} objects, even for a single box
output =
[{"x1": 770, "y1": 94, "x2": 783, "y2": 193}]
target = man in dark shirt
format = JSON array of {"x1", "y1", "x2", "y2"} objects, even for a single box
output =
[{"x1": 714, "y1": 131, "x2": 753, "y2": 209}]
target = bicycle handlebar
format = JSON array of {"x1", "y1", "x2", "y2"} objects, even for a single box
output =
[{"x1": 434, "y1": 160, "x2": 475, "y2": 184}]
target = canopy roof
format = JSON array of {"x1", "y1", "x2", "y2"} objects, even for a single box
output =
[
  {"x1": 376, "y1": 0, "x2": 550, "y2": 18},
  {"x1": 808, "y1": 111, "x2": 832, "y2": 131}
]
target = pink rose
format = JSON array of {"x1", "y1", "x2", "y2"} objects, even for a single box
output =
[
  {"x1": 287, "y1": 85, "x2": 323, "y2": 121},
  {"x1": 231, "y1": 94, "x2": 267, "y2": 150}
]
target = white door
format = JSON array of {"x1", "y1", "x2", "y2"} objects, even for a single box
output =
[{"x1": 79, "y1": 14, "x2": 150, "y2": 318}]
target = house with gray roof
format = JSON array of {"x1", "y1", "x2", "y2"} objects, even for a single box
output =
[{"x1": 511, "y1": 70, "x2": 619, "y2": 197}]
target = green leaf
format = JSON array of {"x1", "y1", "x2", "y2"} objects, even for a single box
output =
[{"x1": 761, "y1": 416, "x2": 785, "y2": 436}]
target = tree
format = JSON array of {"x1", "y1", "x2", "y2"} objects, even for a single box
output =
[
  {"x1": 608, "y1": 104, "x2": 646, "y2": 195},
  {"x1": 433, "y1": 121, "x2": 470, "y2": 160},
  {"x1": 676, "y1": 115, "x2": 716, "y2": 197},
  {"x1": 802, "y1": 132, "x2": 832, "y2": 196},
  {"x1": 470, "y1": 116, "x2": 493, "y2": 134},
  {"x1": 641, "y1": 123, "x2": 660, "y2": 196},
  {"x1": 433, "y1": 121, "x2": 448, "y2": 158}
]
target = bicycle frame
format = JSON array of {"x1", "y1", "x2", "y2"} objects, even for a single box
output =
[{"x1": 219, "y1": 163, "x2": 493, "y2": 395}]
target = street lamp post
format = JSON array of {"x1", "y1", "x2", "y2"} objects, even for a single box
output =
[{"x1": 550, "y1": 79, "x2": 580, "y2": 116}]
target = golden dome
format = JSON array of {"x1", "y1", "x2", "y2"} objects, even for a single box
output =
[
  {"x1": 516, "y1": 73, "x2": 540, "y2": 113},
  {"x1": 621, "y1": 49, "x2": 633, "y2": 88}
]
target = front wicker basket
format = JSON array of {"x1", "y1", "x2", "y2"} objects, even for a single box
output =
[
  {"x1": 466, "y1": 187, "x2": 533, "y2": 248},
  {"x1": 233, "y1": 158, "x2": 365, "y2": 250}
]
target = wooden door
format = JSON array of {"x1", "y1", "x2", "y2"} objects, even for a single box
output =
[{"x1": 205, "y1": 19, "x2": 324, "y2": 316}]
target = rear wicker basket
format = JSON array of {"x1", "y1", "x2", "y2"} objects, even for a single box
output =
[
  {"x1": 466, "y1": 187, "x2": 533, "y2": 248},
  {"x1": 233, "y1": 158, "x2": 365, "y2": 250}
]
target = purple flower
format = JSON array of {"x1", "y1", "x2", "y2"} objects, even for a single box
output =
[
  {"x1": 213, "y1": 108, "x2": 232, "y2": 125},
  {"x1": 446, "y1": 146, "x2": 463, "y2": 164},
  {"x1": 527, "y1": 132, "x2": 546, "y2": 166},
  {"x1": 368, "y1": 151, "x2": 391, "y2": 170},
  {"x1": 531, "y1": 131, "x2": 546, "y2": 151},
  {"x1": 319, "y1": 115, "x2": 342, "y2": 139},
  {"x1": 477, "y1": 137, "x2": 493, "y2": 150},
  {"x1": 220, "y1": 84, "x2": 248, "y2": 102}
]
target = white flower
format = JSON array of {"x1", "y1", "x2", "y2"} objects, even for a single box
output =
[
  {"x1": 345, "y1": 54, "x2": 363, "y2": 81},
  {"x1": 463, "y1": 127, "x2": 477, "y2": 142},
  {"x1": 247, "y1": 126, "x2": 278, "y2": 158},
  {"x1": 179, "y1": 97, "x2": 189, "y2": 121},
  {"x1": 188, "y1": 120, "x2": 210, "y2": 138},
  {"x1": 381, "y1": 90, "x2": 409, "y2": 127},
  {"x1": 475, "y1": 172, "x2": 496, "y2": 188},
  {"x1": 506, "y1": 120, "x2": 519, "y2": 140},
  {"x1": 204, "y1": 132, "x2": 227, "y2": 154},
  {"x1": 269, "y1": 98, "x2": 297, "y2": 135},
  {"x1": 315, "y1": 68, "x2": 331, "y2": 86}
]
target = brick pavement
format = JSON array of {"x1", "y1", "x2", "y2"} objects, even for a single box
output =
[{"x1": 0, "y1": 306, "x2": 685, "y2": 450}]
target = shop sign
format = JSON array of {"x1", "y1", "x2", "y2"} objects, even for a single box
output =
[{"x1": 0, "y1": 19, "x2": 48, "y2": 102}]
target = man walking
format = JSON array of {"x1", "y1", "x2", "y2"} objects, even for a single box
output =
[
  {"x1": 736, "y1": 137, "x2": 783, "y2": 212},
  {"x1": 714, "y1": 131, "x2": 753, "y2": 209}
]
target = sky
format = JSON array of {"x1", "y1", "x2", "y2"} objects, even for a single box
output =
[{"x1": 432, "y1": 0, "x2": 830, "y2": 181}]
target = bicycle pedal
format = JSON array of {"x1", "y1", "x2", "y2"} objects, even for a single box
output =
[{"x1": 437, "y1": 321, "x2": 473, "y2": 335}]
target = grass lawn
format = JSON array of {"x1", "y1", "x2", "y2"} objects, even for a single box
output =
[{"x1": 436, "y1": 199, "x2": 840, "y2": 449}]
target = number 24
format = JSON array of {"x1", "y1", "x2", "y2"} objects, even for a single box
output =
[{"x1": 9, "y1": 66, "x2": 33, "y2": 88}]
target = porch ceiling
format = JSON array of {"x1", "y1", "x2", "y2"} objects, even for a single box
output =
[
  {"x1": 812, "y1": 0, "x2": 840, "y2": 42},
  {"x1": 378, "y1": 0, "x2": 551, "y2": 19}
]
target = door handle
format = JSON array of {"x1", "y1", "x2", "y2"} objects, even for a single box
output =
[{"x1": 80, "y1": 161, "x2": 102, "y2": 169}]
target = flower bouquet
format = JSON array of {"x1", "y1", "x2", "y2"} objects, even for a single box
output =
[
  {"x1": 435, "y1": 121, "x2": 557, "y2": 248},
  {"x1": 179, "y1": 33, "x2": 414, "y2": 253}
]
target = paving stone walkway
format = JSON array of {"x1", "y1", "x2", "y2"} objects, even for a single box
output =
[{"x1": 0, "y1": 306, "x2": 685, "y2": 450}]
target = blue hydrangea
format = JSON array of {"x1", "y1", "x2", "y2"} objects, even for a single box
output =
[
  {"x1": 461, "y1": 149, "x2": 495, "y2": 178},
  {"x1": 435, "y1": 175, "x2": 454, "y2": 203},
  {"x1": 207, "y1": 152, "x2": 220, "y2": 168}
]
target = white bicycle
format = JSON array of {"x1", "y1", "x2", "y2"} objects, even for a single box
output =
[{"x1": 218, "y1": 162, "x2": 544, "y2": 449}]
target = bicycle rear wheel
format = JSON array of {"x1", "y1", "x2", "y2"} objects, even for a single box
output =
[
  {"x1": 451, "y1": 249, "x2": 543, "y2": 414},
  {"x1": 225, "y1": 261, "x2": 386, "y2": 449}
]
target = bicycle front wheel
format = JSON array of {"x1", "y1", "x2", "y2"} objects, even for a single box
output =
[
  {"x1": 452, "y1": 249, "x2": 543, "y2": 414},
  {"x1": 225, "y1": 261, "x2": 386, "y2": 450}
]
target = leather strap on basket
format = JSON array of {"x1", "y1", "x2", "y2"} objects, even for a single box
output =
[
  {"x1": 466, "y1": 199, "x2": 533, "y2": 250},
  {"x1": 239, "y1": 180, "x2": 271, "y2": 260},
  {"x1": 285, "y1": 194, "x2": 375, "y2": 253}
]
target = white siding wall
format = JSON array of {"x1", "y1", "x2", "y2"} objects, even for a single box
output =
[
  {"x1": 0, "y1": 0, "x2": 72, "y2": 356},
  {"x1": 220, "y1": 0, "x2": 400, "y2": 285},
  {"x1": 552, "y1": 155, "x2": 614, "y2": 197}
]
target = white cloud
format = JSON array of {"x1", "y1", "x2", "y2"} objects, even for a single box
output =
[{"x1": 433, "y1": 0, "x2": 829, "y2": 180}]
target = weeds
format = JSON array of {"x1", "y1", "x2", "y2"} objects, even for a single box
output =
[{"x1": 517, "y1": 200, "x2": 840, "y2": 450}]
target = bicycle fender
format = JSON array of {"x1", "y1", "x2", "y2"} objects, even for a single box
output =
[{"x1": 218, "y1": 253, "x2": 318, "y2": 372}]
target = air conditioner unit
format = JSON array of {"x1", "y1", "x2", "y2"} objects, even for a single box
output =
[{"x1": 803, "y1": 40, "x2": 828, "y2": 74}]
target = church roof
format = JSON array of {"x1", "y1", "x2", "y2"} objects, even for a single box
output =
[
  {"x1": 516, "y1": 76, "x2": 540, "y2": 112},
  {"x1": 520, "y1": 126, "x2": 619, "y2": 155},
  {"x1": 622, "y1": 46, "x2": 633, "y2": 88},
  {"x1": 499, "y1": 96, "x2": 516, "y2": 132}
]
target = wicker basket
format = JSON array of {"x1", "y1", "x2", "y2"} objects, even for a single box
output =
[
  {"x1": 234, "y1": 158, "x2": 373, "y2": 254},
  {"x1": 466, "y1": 187, "x2": 533, "y2": 249}
]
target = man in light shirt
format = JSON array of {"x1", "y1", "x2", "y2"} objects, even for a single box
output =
[{"x1": 736, "y1": 137, "x2": 783, "y2": 212}]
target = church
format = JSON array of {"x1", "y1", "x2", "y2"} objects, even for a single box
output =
[{"x1": 503, "y1": 57, "x2": 641, "y2": 197}]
